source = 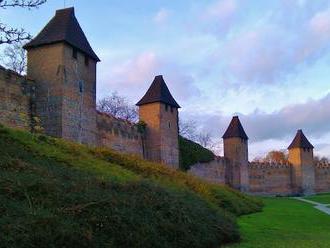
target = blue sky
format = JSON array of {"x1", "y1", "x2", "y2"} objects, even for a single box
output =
[{"x1": 2, "y1": 0, "x2": 330, "y2": 159}]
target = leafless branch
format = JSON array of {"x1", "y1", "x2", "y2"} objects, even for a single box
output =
[
  {"x1": 97, "y1": 92, "x2": 138, "y2": 123},
  {"x1": 1, "y1": 41, "x2": 27, "y2": 74},
  {"x1": 0, "y1": 0, "x2": 47, "y2": 44},
  {"x1": 0, "y1": 0, "x2": 46, "y2": 8}
]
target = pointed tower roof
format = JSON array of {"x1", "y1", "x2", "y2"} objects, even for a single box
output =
[
  {"x1": 23, "y1": 7, "x2": 100, "y2": 61},
  {"x1": 222, "y1": 116, "x2": 248, "y2": 140},
  {"x1": 288, "y1": 129, "x2": 314, "y2": 149},
  {"x1": 136, "y1": 75, "x2": 181, "y2": 108}
]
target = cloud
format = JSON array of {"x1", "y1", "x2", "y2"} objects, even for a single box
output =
[
  {"x1": 242, "y1": 93, "x2": 330, "y2": 141},
  {"x1": 154, "y1": 8, "x2": 169, "y2": 24},
  {"x1": 182, "y1": 93, "x2": 330, "y2": 157},
  {"x1": 203, "y1": 3, "x2": 330, "y2": 85},
  {"x1": 201, "y1": 0, "x2": 238, "y2": 34},
  {"x1": 205, "y1": 0, "x2": 237, "y2": 20},
  {"x1": 97, "y1": 51, "x2": 200, "y2": 104}
]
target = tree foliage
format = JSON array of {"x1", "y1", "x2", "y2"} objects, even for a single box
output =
[
  {"x1": 179, "y1": 136, "x2": 215, "y2": 171},
  {"x1": 253, "y1": 150, "x2": 288, "y2": 163},
  {"x1": 0, "y1": 0, "x2": 47, "y2": 45}
]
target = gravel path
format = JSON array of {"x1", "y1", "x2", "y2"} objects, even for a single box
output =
[{"x1": 295, "y1": 197, "x2": 330, "y2": 215}]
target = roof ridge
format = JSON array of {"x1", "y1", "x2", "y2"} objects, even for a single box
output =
[
  {"x1": 136, "y1": 75, "x2": 180, "y2": 108},
  {"x1": 24, "y1": 7, "x2": 100, "y2": 61},
  {"x1": 288, "y1": 129, "x2": 314, "y2": 149},
  {"x1": 222, "y1": 116, "x2": 248, "y2": 140}
]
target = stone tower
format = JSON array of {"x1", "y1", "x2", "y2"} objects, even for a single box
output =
[
  {"x1": 137, "y1": 75, "x2": 180, "y2": 168},
  {"x1": 24, "y1": 8, "x2": 100, "y2": 145},
  {"x1": 288, "y1": 129, "x2": 315, "y2": 195},
  {"x1": 222, "y1": 116, "x2": 249, "y2": 191}
]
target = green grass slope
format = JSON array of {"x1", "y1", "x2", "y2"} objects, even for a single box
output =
[
  {"x1": 0, "y1": 125, "x2": 262, "y2": 248},
  {"x1": 226, "y1": 197, "x2": 330, "y2": 248}
]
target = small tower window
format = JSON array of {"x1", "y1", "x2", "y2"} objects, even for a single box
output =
[
  {"x1": 168, "y1": 121, "x2": 171, "y2": 128},
  {"x1": 84, "y1": 55, "x2": 89, "y2": 66},
  {"x1": 165, "y1": 104, "x2": 169, "y2": 111},
  {"x1": 79, "y1": 80, "x2": 84, "y2": 93},
  {"x1": 72, "y1": 48, "x2": 78, "y2": 59}
]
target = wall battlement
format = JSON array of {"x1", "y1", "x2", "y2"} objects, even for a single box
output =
[
  {"x1": 249, "y1": 161, "x2": 291, "y2": 169},
  {"x1": 316, "y1": 162, "x2": 330, "y2": 168},
  {"x1": 188, "y1": 156, "x2": 228, "y2": 185},
  {"x1": 96, "y1": 111, "x2": 144, "y2": 156}
]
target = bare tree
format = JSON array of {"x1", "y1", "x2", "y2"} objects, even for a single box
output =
[
  {"x1": 196, "y1": 132, "x2": 215, "y2": 149},
  {"x1": 179, "y1": 120, "x2": 198, "y2": 141},
  {"x1": 0, "y1": 0, "x2": 47, "y2": 45},
  {"x1": 97, "y1": 92, "x2": 138, "y2": 123},
  {"x1": 1, "y1": 41, "x2": 26, "y2": 74},
  {"x1": 179, "y1": 119, "x2": 215, "y2": 150}
]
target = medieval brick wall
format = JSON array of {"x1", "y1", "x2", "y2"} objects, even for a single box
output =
[
  {"x1": 96, "y1": 112, "x2": 144, "y2": 156},
  {"x1": 315, "y1": 163, "x2": 330, "y2": 193},
  {"x1": 248, "y1": 162, "x2": 293, "y2": 195},
  {"x1": 188, "y1": 157, "x2": 228, "y2": 184},
  {"x1": 0, "y1": 66, "x2": 34, "y2": 130}
]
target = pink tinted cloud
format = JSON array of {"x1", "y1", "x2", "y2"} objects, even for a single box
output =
[
  {"x1": 210, "y1": 6, "x2": 330, "y2": 85},
  {"x1": 98, "y1": 51, "x2": 200, "y2": 104}
]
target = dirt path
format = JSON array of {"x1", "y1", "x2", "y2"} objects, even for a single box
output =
[{"x1": 295, "y1": 197, "x2": 330, "y2": 215}]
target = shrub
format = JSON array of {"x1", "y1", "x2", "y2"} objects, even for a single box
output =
[{"x1": 179, "y1": 136, "x2": 215, "y2": 171}]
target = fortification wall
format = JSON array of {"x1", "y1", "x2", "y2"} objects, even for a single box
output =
[
  {"x1": 0, "y1": 66, "x2": 34, "y2": 130},
  {"x1": 96, "y1": 112, "x2": 144, "y2": 156},
  {"x1": 188, "y1": 157, "x2": 227, "y2": 184},
  {"x1": 315, "y1": 163, "x2": 330, "y2": 193},
  {"x1": 248, "y1": 162, "x2": 293, "y2": 195}
]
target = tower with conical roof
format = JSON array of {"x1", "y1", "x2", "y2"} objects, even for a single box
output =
[
  {"x1": 24, "y1": 8, "x2": 99, "y2": 145},
  {"x1": 222, "y1": 116, "x2": 249, "y2": 191},
  {"x1": 137, "y1": 75, "x2": 180, "y2": 168},
  {"x1": 288, "y1": 129, "x2": 315, "y2": 195}
]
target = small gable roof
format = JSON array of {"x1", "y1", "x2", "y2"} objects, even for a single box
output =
[
  {"x1": 288, "y1": 129, "x2": 314, "y2": 149},
  {"x1": 24, "y1": 7, "x2": 100, "y2": 61},
  {"x1": 136, "y1": 75, "x2": 180, "y2": 108},
  {"x1": 222, "y1": 116, "x2": 248, "y2": 140}
]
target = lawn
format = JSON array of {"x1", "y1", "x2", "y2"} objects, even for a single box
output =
[
  {"x1": 303, "y1": 193, "x2": 330, "y2": 204},
  {"x1": 225, "y1": 197, "x2": 330, "y2": 248}
]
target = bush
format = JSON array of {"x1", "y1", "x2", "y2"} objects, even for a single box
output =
[{"x1": 179, "y1": 136, "x2": 215, "y2": 170}]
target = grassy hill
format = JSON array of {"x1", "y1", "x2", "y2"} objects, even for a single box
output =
[{"x1": 0, "y1": 125, "x2": 262, "y2": 248}]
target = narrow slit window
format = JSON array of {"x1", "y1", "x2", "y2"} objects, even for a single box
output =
[
  {"x1": 84, "y1": 55, "x2": 89, "y2": 66},
  {"x1": 72, "y1": 48, "x2": 78, "y2": 59},
  {"x1": 79, "y1": 80, "x2": 84, "y2": 93}
]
